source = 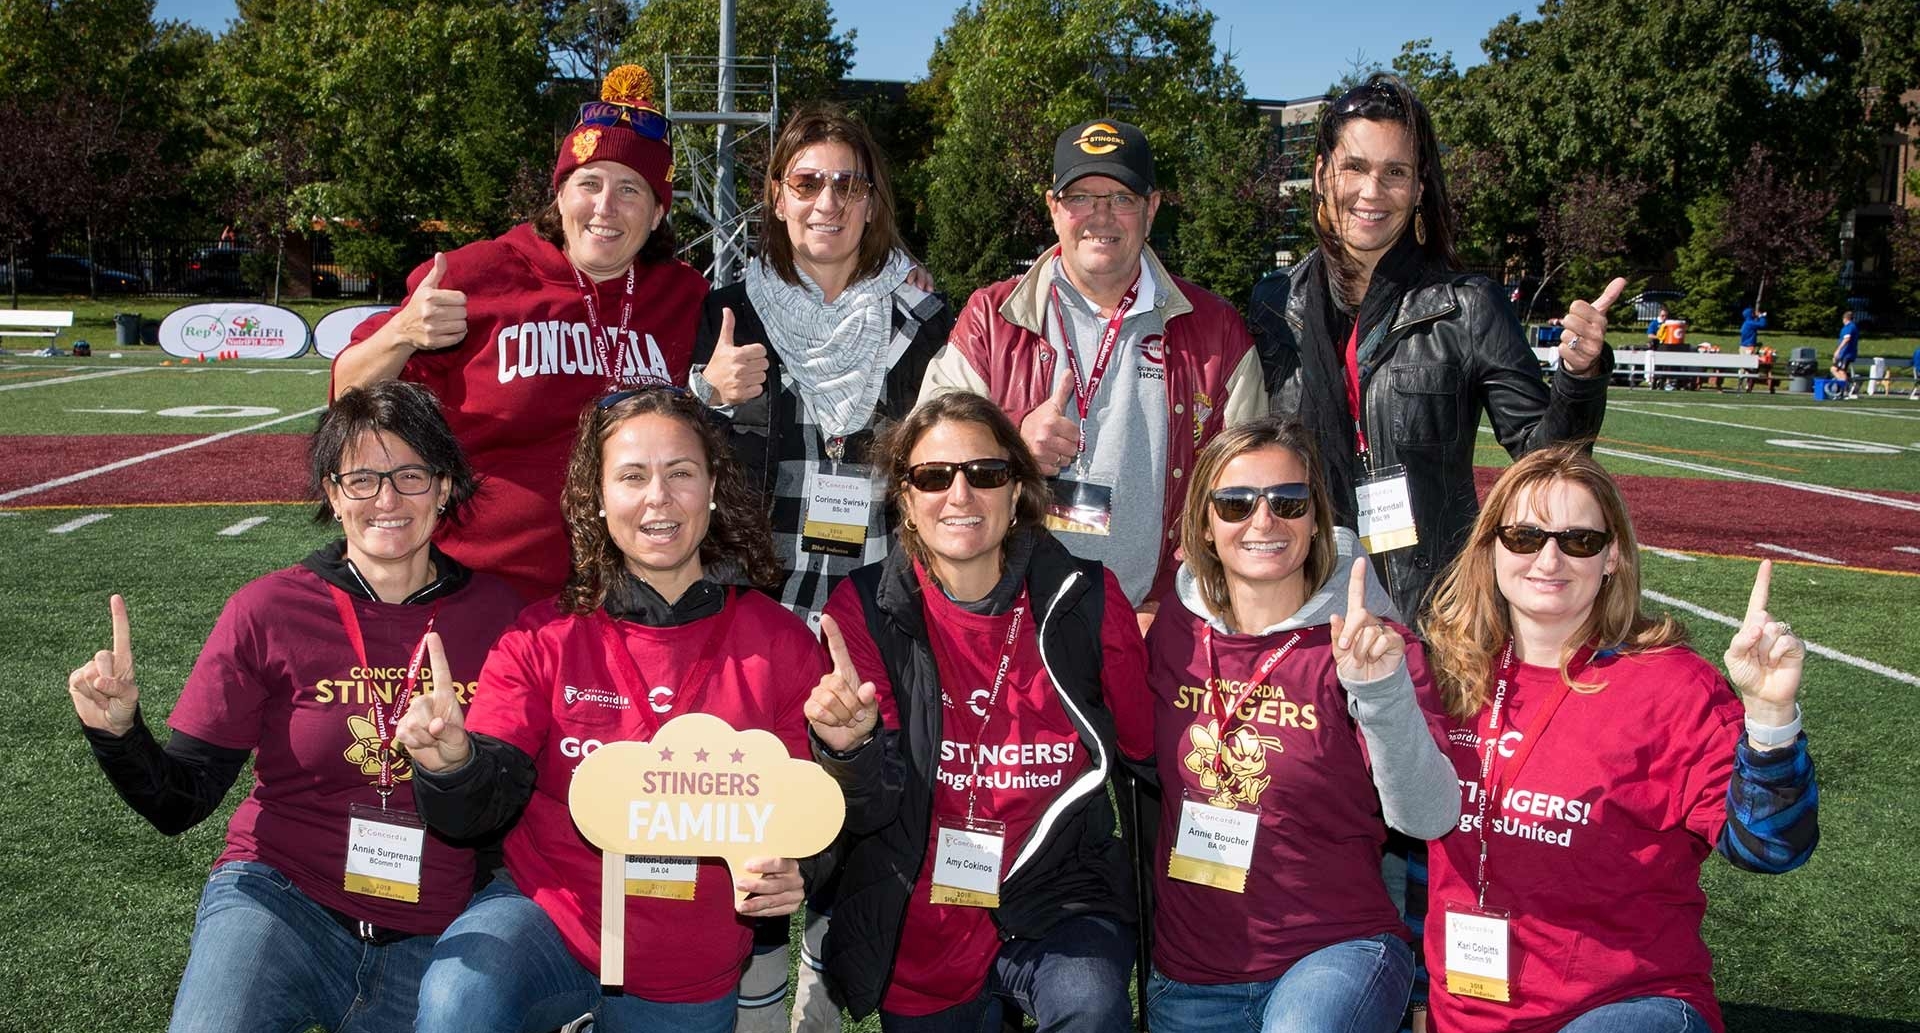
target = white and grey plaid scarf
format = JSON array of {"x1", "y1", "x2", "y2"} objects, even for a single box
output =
[{"x1": 743, "y1": 249, "x2": 919, "y2": 438}]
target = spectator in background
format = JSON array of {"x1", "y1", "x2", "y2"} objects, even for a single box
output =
[
  {"x1": 1740, "y1": 307, "x2": 1774, "y2": 394},
  {"x1": 1645, "y1": 306, "x2": 1667, "y2": 348},
  {"x1": 1832, "y1": 310, "x2": 1861, "y2": 398}
]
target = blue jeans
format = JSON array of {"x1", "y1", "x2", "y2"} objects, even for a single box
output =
[
  {"x1": 416, "y1": 875, "x2": 736, "y2": 1033},
  {"x1": 1558, "y1": 996, "x2": 1710, "y2": 1033},
  {"x1": 880, "y1": 914, "x2": 1134, "y2": 1033},
  {"x1": 168, "y1": 860, "x2": 438, "y2": 1033},
  {"x1": 1147, "y1": 933, "x2": 1414, "y2": 1033}
]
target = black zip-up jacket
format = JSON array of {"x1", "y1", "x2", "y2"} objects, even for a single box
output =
[
  {"x1": 816, "y1": 533, "x2": 1135, "y2": 1018},
  {"x1": 1252, "y1": 254, "x2": 1612, "y2": 621}
]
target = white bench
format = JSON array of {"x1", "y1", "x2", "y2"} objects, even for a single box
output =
[
  {"x1": 1533, "y1": 347, "x2": 1764, "y2": 390},
  {"x1": 0, "y1": 309, "x2": 75, "y2": 341}
]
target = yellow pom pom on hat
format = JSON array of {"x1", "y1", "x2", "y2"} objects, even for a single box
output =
[{"x1": 553, "y1": 63, "x2": 675, "y2": 206}]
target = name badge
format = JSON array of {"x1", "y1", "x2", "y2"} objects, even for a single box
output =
[
  {"x1": 624, "y1": 854, "x2": 699, "y2": 900},
  {"x1": 1356, "y1": 465, "x2": 1418, "y2": 553},
  {"x1": 1044, "y1": 475, "x2": 1114, "y2": 536},
  {"x1": 343, "y1": 803, "x2": 426, "y2": 904},
  {"x1": 1168, "y1": 790, "x2": 1258, "y2": 893},
  {"x1": 929, "y1": 815, "x2": 1005, "y2": 908},
  {"x1": 802, "y1": 468, "x2": 877, "y2": 557},
  {"x1": 1444, "y1": 905, "x2": 1512, "y2": 1002}
]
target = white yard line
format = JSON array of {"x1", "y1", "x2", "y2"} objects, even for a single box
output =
[
  {"x1": 1609, "y1": 402, "x2": 1920, "y2": 452},
  {"x1": 0, "y1": 367, "x2": 146, "y2": 393},
  {"x1": 1645, "y1": 546, "x2": 1698, "y2": 562},
  {"x1": 47, "y1": 513, "x2": 111, "y2": 534},
  {"x1": 1645, "y1": 589, "x2": 1920, "y2": 689},
  {"x1": 0, "y1": 406, "x2": 326, "y2": 503},
  {"x1": 66, "y1": 408, "x2": 146, "y2": 414},
  {"x1": 1754, "y1": 542, "x2": 1844, "y2": 565},
  {"x1": 1587, "y1": 444, "x2": 1920, "y2": 513},
  {"x1": 216, "y1": 516, "x2": 272, "y2": 537},
  {"x1": 1629, "y1": 400, "x2": 1920, "y2": 421},
  {"x1": 1895, "y1": 546, "x2": 1920, "y2": 556}
]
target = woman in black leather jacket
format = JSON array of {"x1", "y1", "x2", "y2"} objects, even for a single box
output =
[{"x1": 1251, "y1": 72, "x2": 1625, "y2": 626}]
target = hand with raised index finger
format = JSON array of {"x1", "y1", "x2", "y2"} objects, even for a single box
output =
[
  {"x1": 393, "y1": 632, "x2": 471, "y2": 773},
  {"x1": 67, "y1": 594, "x2": 140, "y2": 736},
  {"x1": 1558, "y1": 276, "x2": 1626, "y2": 377},
  {"x1": 1723, "y1": 560, "x2": 1803, "y2": 723},
  {"x1": 1020, "y1": 375, "x2": 1081, "y2": 477},
  {"x1": 1329, "y1": 561, "x2": 1406, "y2": 684},
  {"x1": 804, "y1": 614, "x2": 879, "y2": 753}
]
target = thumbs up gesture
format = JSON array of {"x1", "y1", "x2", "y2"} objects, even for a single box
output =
[
  {"x1": 702, "y1": 308, "x2": 770, "y2": 405},
  {"x1": 1557, "y1": 276, "x2": 1626, "y2": 377},
  {"x1": 68, "y1": 594, "x2": 140, "y2": 736},
  {"x1": 393, "y1": 252, "x2": 468, "y2": 353},
  {"x1": 393, "y1": 633, "x2": 471, "y2": 773},
  {"x1": 804, "y1": 614, "x2": 880, "y2": 753},
  {"x1": 1021, "y1": 374, "x2": 1080, "y2": 476},
  {"x1": 1329, "y1": 562, "x2": 1406, "y2": 684}
]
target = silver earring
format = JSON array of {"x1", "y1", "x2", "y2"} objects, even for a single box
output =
[
  {"x1": 597, "y1": 508, "x2": 606, "y2": 518},
  {"x1": 709, "y1": 501, "x2": 717, "y2": 511},
  {"x1": 437, "y1": 504, "x2": 446, "y2": 514}
]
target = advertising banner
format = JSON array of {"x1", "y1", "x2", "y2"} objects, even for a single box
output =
[
  {"x1": 158, "y1": 303, "x2": 310, "y2": 360},
  {"x1": 313, "y1": 305, "x2": 396, "y2": 360}
]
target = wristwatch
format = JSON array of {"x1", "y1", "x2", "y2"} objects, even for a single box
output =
[{"x1": 1744, "y1": 703, "x2": 1803, "y2": 749}]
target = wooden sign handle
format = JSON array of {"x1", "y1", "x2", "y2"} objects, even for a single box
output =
[{"x1": 600, "y1": 850, "x2": 624, "y2": 991}]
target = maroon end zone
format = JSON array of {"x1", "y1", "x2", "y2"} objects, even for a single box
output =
[
  {"x1": 0, "y1": 434, "x2": 309, "y2": 505},
  {"x1": 1473, "y1": 467, "x2": 1920, "y2": 575}
]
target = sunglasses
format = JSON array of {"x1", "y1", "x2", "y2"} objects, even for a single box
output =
[
  {"x1": 782, "y1": 169, "x2": 873, "y2": 202},
  {"x1": 1331, "y1": 80, "x2": 1405, "y2": 119},
  {"x1": 904, "y1": 458, "x2": 1013, "y2": 493},
  {"x1": 595, "y1": 381, "x2": 686, "y2": 409},
  {"x1": 1209, "y1": 483, "x2": 1311, "y2": 523},
  {"x1": 1494, "y1": 524, "x2": 1613, "y2": 558},
  {"x1": 577, "y1": 101, "x2": 671, "y2": 141}
]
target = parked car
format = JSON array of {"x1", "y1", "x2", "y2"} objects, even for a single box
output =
[
  {"x1": 0, "y1": 261, "x2": 31, "y2": 291},
  {"x1": 1629, "y1": 289, "x2": 1687, "y2": 324},
  {"x1": 36, "y1": 254, "x2": 143, "y2": 294},
  {"x1": 178, "y1": 246, "x2": 340, "y2": 297}
]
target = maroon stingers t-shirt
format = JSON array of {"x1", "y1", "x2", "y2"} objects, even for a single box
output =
[
  {"x1": 465, "y1": 590, "x2": 826, "y2": 1004},
  {"x1": 336, "y1": 224, "x2": 708, "y2": 599},
  {"x1": 1426, "y1": 648, "x2": 1745, "y2": 1033},
  {"x1": 822, "y1": 562, "x2": 1150, "y2": 1017},
  {"x1": 1144, "y1": 607, "x2": 1440, "y2": 985},
  {"x1": 167, "y1": 565, "x2": 523, "y2": 934}
]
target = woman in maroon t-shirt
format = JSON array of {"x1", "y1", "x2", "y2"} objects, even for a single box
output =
[
  {"x1": 1420, "y1": 445, "x2": 1816, "y2": 1033},
  {"x1": 1141, "y1": 416, "x2": 1458, "y2": 1033},
  {"x1": 805, "y1": 391, "x2": 1153, "y2": 1030}
]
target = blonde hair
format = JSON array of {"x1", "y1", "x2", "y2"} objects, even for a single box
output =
[
  {"x1": 1179, "y1": 417, "x2": 1337, "y2": 629},
  {"x1": 1422, "y1": 444, "x2": 1686, "y2": 720}
]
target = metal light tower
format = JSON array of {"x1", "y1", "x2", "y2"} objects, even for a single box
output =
[{"x1": 662, "y1": 4, "x2": 779, "y2": 287}]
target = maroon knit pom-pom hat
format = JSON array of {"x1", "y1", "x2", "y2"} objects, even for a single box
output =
[{"x1": 553, "y1": 64, "x2": 675, "y2": 206}]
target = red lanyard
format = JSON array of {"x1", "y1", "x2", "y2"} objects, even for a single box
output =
[
  {"x1": 1343, "y1": 321, "x2": 1369, "y2": 456},
  {"x1": 595, "y1": 590, "x2": 738, "y2": 739},
  {"x1": 328, "y1": 585, "x2": 439, "y2": 800},
  {"x1": 570, "y1": 263, "x2": 637, "y2": 390},
  {"x1": 1050, "y1": 276, "x2": 1142, "y2": 457},
  {"x1": 944, "y1": 598, "x2": 1030, "y2": 823},
  {"x1": 1470, "y1": 642, "x2": 1588, "y2": 908},
  {"x1": 1200, "y1": 626, "x2": 1300, "y2": 777}
]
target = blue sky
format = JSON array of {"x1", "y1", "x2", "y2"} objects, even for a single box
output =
[{"x1": 152, "y1": 0, "x2": 1528, "y2": 101}]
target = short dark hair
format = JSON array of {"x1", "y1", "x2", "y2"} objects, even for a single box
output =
[
  {"x1": 758, "y1": 106, "x2": 902, "y2": 286},
  {"x1": 532, "y1": 169, "x2": 679, "y2": 265},
  {"x1": 310, "y1": 381, "x2": 478, "y2": 524},
  {"x1": 1312, "y1": 72, "x2": 1458, "y2": 293},
  {"x1": 558, "y1": 387, "x2": 781, "y2": 614},
  {"x1": 877, "y1": 392, "x2": 1049, "y2": 576}
]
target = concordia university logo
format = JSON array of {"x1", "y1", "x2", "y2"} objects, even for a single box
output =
[{"x1": 564, "y1": 684, "x2": 633, "y2": 710}]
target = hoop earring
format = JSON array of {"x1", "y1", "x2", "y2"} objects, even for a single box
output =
[
  {"x1": 1413, "y1": 205, "x2": 1428, "y2": 246},
  {"x1": 903, "y1": 516, "x2": 918, "y2": 532}
]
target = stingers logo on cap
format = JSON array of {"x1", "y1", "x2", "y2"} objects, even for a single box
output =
[
  {"x1": 1075, "y1": 122, "x2": 1127, "y2": 155},
  {"x1": 571, "y1": 128, "x2": 602, "y2": 163}
]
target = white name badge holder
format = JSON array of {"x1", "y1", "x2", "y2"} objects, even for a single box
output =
[
  {"x1": 1444, "y1": 904, "x2": 1513, "y2": 1002},
  {"x1": 1355, "y1": 465, "x2": 1418, "y2": 554},
  {"x1": 1045, "y1": 457, "x2": 1115, "y2": 537},
  {"x1": 929, "y1": 814, "x2": 1006, "y2": 908},
  {"x1": 1167, "y1": 788, "x2": 1259, "y2": 893},
  {"x1": 624, "y1": 854, "x2": 700, "y2": 900},
  {"x1": 802, "y1": 437, "x2": 878, "y2": 557},
  {"x1": 344, "y1": 803, "x2": 427, "y2": 903}
]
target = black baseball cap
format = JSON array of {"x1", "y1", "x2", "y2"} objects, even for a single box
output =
[{"x1": 1052, "y1": 119, "x2": 1155, "y2": 197}]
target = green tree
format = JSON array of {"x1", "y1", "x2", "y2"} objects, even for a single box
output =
[
  {"x1": 619, "y1": 0, "x2": 855, "y2": 111},
  {"x1": 918, "y1": 0, "x2": 1226, "y2": 298},
  {"x1": 1671, "y1": 194, "x2": 1741, "y2": 328}
]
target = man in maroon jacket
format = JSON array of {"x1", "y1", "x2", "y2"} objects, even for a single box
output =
[{"x1": 919, "y1": 119, "x2": 1266, "y2": 628}]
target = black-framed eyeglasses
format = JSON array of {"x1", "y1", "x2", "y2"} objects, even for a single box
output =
[
  {"x1": 1494, "y1": 524, "x2": 1613, "y2": 558},
  {"x1": 330, "y1": 465, "x2": 439, "y2": 500},
  {"x1": 1330, "y1": 80, "x2": 1405, "y2": 119},
  {"x1": 782, "y1": 170, "x2": 873, "y2": 202},
  {"x1": 1209, "y1": 483, "x2": 1311, "y2": 523},
  {"x1": 905, "y1": 458, "x2": 1014, "y2": 492},
  {"x1": 1057, "y1": 191, "x2": 1146, "y2": 213},
  {"x1": 577, "y1": 101, "x2": 671, "y2": 141}
]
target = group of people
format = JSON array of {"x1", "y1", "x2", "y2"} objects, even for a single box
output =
[{"x1": 69, "y1": 65, "x2": 1818, "y2": 1033}]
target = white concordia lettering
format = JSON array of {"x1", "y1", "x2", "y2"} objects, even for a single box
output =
[
  {"x1": 495, "y1": 325, "x2": 670, "y2": 385},
  {"x1": 564, "y1": 684, "x2": 632, "y2": 710}
]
